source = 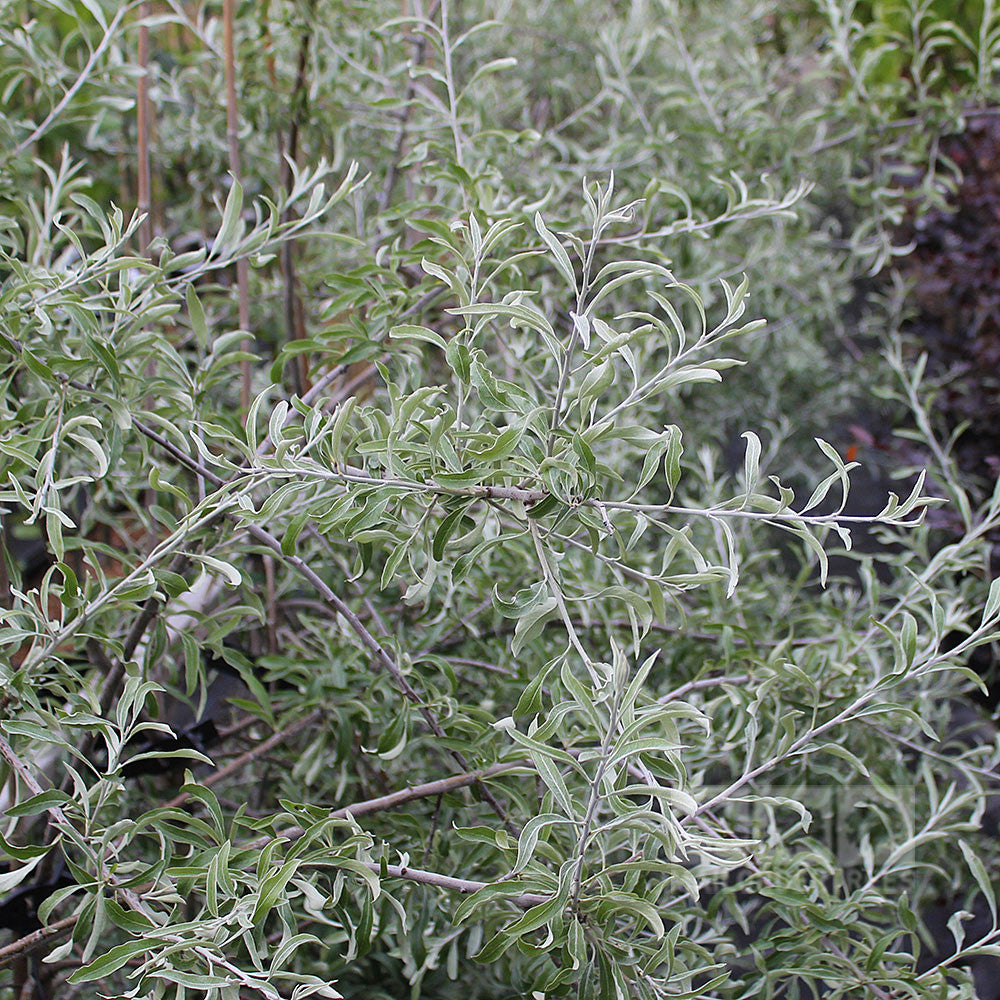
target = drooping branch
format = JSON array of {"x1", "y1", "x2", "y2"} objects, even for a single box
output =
[
  {"x1": 242, "y1": 523, "x2": 520, "y2": 837},
  {"x1": 0, "y1": 735, "x2": 146, "y2": 915},
  {"x1": 246, "y1": 759, "x2": 531, "y2": 853},
  {"x1": 5, "y1": 760, "x2": 538, "y2": 967},
  {"x1": 105, "y1": 399, "x2": 523, "y2": 836},
  {"x1": 0, "y1": 915, "x2": 76, "y2": 970},
  {"x1": 14, "y1": 347, "x2": 528, "y2": 834}
]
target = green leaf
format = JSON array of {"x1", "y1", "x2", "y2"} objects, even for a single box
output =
[
  {"x1": 527, "y1": 739, "x2": 575, "y2": 816},
  {"x1": 282, "y1": 512, "x2": 310, "y2": 556},
  {"x1": 446, "y1": 339, "x2": 472, "y2": 382},
  {"x1": 104, "y1": 899, "x2": 155, "y2": 934},
  {"x1": 741, "y1": 430, "x2": 762, "y2": 502},
  {"x1": 503, "y1": 890, "x2": 566, "y2": 937},
  {"x1": 253, "y1": 858, "x2": 302, "y2": 924},
  {"x1": 114, "y1": 570, "x2": 157, "y2": 602},
  {"x1": 0, "y1": 854, "x2": 44, "y2": 894},
  {"x1": 187, "y1": 285, "x2": 208, "y2": 347},
  {"x1": 900, "y1": 612, "x2": 918, "y2": 667},
  {"x1": 512, "y1": 597, "x2": 558, "y2": 656},
  {"x1": 511, "y1": 813, "x2": 570, "y2": 874},
  {"x1": 493, "y1": 581, "x2": 547, "y2": 619},
  {"x1": 68, "y1": 939, "x2": 154, "y2": 983},
  {"x1": 960, "y1": 840, "x2": 997, "y2": 925},
  {"x1": 3, "y1": 789, "x2": 68, "y2": 818},
  {"x1": 452, "y1": 302, "x2": 555, "y2": 340},
  {"x1": 20, "y1": 348, "x2": 53, "y2": 381},
  {"x1": 2, "y1": 721, "x2": 65, "y2": 744},
  {"x1": 471, "y1": 422, "x2": 524, "y2": 462},
  {"x1": 533, "y1": 212, "x2": 576, "y2": 288},
  {"x1": 0, "y1": 829, "x2": 55, "y2": 862},
  {"x1": 473, "y1": 930, "x2": 514, "y2": 964},
  {"x1": 513, "y1": 660, "x2": 556, "y2": 718},
  {"x1": 633, "y1": 437, "x2": 668, "y2": 497},
  {"x1": 196, "y1": 554, "x2": 244, "y2": 588},
  {"x1": 389, "y1": 324, "x2": 448, "y2": 351},
  {"x1": 526, "y1": 494, "x2": 563, "y2": 520},
  {"x1": 983, "y1": 577, "x2": 1000, "y2": 626},
  {"x1": 433, "y1": 503, "x2": 474, "y2": 561},
  {"x1": 216, "y1": 178, "x2": 244, "y2": 253}
]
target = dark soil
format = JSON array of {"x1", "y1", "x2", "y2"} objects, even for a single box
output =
[{"x1": 896, "y1": 111, "x2": 1000, "y2": 485}]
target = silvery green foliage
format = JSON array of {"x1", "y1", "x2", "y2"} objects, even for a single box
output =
[{"x1": 1, "y1": 1, "x2": 999, "y2": 998}]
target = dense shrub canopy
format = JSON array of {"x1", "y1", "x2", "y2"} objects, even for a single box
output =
[{"x1": 1, "y1": 2, "x2": 1000, "y2": 998}]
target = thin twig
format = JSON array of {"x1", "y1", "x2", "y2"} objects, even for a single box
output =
[
  {"x1": 163, "y1": 708, "x2": 322, "y2": 809},
  {"x1": 278, "y1": 1, "x2": 315, "y2": 396},
  {"x1": 335, "y1": 759, "x2": 529, "y2": 820},
  {"x1": 666, "y1": 7, "x2": 723, "y2": 133},
  {"x1": 359, "y1": 861, "x2": 546, "y2": 906},
  {"x1": 263, "y1": 553, "x2": 278, "y2": 652},
  {"x1": 447, "y1": 656, "x2": 512, "y2": 676},
  {"x1": 659, "y1": 673, "x2": 753, "y2": 702},
  {"x1": 136, "y1": 2, "x2": 153, "y2": 254},
  {"x1": 438, "y1": 0, "x2": 466, "y2": 175},
  {"x1": 132, "y1": 416, "x2": 225, "y2": 486},
  {"x1": 244, "y1": 760, "x2": 529, "y2": 852},
  {"x1": 223, "y1": 0, "x2": 252, "y2": 409},
  {"x1": 324, "y1": 364, "x2": 377, "y2": 411},
  {"x1": 14, "y1": 5, "x2": 132, "y2": 155},
  {"x1": 685, "y1": 687, "x2": 880, "y2": 823},
  {"x1": 0, "y1": 734, "x2": 54, "y2": 800},
  {"x1": 870, "y1": 722, "x2": 1000, "y2": 786},
  {"x1": 379, "y1": 0, "x2": 442, "y2": 211}
]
